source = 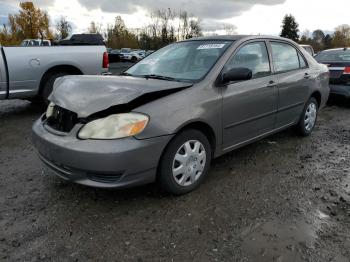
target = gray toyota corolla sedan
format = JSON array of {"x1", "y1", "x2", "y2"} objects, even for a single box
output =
[{"x1": 32, "y1": 35, "x2": 330, "y2": 195}]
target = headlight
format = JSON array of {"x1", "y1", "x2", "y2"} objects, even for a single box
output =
[
  {"x1": 78, "y1": 113, "x2": 149, "y2": 140},
  {"x1": 46, "y1": 102, "x2": 55, "y2": 118}
]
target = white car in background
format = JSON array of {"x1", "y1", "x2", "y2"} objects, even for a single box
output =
[
  {"x1": 123, "y1": 50, "x2": 146, "y2": 62},
  {"x1": 300, "y1": 45, "x2": 315, "y2": 56},
  {"x1": 21, "y1": 39, "x2": 51, "y2": 46}
]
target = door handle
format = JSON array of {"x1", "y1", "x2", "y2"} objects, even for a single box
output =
[
  {"x1": 304, "y1": 73, "x2": 311, "y2": 79},
  {"x1": 267, "y1": 80, "x2": 277, "y2": 88}
]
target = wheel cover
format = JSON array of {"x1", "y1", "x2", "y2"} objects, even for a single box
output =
[
  {"x1": 172, "y1": 140, "x2": 206, "y2": 187},
  {"x1": 304, "y1": 102, "x2": 317, "y2": 132}
]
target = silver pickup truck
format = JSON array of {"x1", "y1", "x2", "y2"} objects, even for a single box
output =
[{"x1": 0, "y1": 45, "x2": 108, "y2": 103}]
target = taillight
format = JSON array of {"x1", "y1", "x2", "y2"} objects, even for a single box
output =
[
  {"x1": 103, "y1": 52, "x2": 109, "y2": 69},
  {"x1": 343, "y1": 67, "x2": 350, "y2": 74}
]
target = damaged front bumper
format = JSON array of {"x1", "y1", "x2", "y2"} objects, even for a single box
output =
[{"x1": 32, "y1": 117, "x2": 173, "y2": 189}]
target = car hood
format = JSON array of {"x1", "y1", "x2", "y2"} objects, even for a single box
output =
[{"x1": 49, "y1": 75, "x2": 192, "y2": 118}]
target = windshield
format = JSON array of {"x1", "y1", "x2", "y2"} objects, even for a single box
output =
[
  {"x1": 315, "y1": 49, "x2": 350, "y2": 62},
  {"x1": 29, "y1": 40, "x2": 40, "y2": 46},
  {"x1": 125, "y1": 40, "x2": 233, "y2": 82}
]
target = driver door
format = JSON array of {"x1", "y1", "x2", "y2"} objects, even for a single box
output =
[{"x1": 221, "y1": 40, "x2": 278, "y2": 151}]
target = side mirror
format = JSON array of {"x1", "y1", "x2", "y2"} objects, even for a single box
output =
[{"x1": 222, "y1": 67, "x2": 252, "y2": 84}]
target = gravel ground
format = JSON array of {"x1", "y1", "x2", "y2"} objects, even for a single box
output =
[{"x1": 0, "y1": 68, "x2": 349, "y2": 261}]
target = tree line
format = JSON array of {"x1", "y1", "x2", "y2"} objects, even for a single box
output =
[
  {"x1": 1, "y1": 2, "x2": 350, "y2": 52},
  {"x1": 0, "y1": 2, "x2": 203, "y2": 50},
  {"x1": 85, "y1": 8, "x2": 202, "y2": 50},
  {"x1": 280, "y1": 14, "x2": 350, "y2": 52}
]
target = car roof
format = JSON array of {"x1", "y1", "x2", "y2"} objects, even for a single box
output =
[
  {"x1": 321, "y1": 48, "x2": 350, "y2": 52},
  {"x1": 182, "y1": 35, "x2": 293, "y2": 42}
]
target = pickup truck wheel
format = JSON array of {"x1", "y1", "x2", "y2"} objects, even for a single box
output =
[
  {"x1": 296, "y1": 97, "x2": 318, "y2": 136},
  {"x1": 157, "y1": 129, "x2": 212, "y2": 195},
  {"x1": 27, "y1": 97, "x2": 43, "y2": 105},
  {"x1": 41, "y1": 72, "x2": 68, "y2": 105}
]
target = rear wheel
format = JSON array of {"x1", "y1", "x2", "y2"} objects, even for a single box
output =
[
  {"x1": 41, "y1": 72, "x2": 68, "y2": 105},
  {"x1": 157, "y1": 129, "x2": 212, "y2": 195},
  {"x1": 296, "y1": 97, "x2": 318, "y2": 136}
]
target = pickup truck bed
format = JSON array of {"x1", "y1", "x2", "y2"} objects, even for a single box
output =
[{"x1": 0, "y1": 45, "x2": 108, "y2": 102}]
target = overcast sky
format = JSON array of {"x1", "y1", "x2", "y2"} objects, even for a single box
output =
[{"x1": 0, "y1": 0, "x2": 349, "y2": 35}]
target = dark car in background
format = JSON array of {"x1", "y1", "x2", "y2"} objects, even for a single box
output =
[
  {"x1": 32, "y1": 35, "x2": 329, "y2": 195},
  {"x1": 58, "y1": 34, "x2": 105, "y2": 46},
  {"x1": 108, "y1": 49, "x2": 122, "y2": 63},
  {"x1": 315, "y1": 48, "x2": 350, "y2": 101}
]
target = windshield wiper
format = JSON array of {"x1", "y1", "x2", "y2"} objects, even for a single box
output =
[
  {"x1": 141, "y1": 74, "x2": 178, "y2": 82},
  {"x1": 120, "y1": 72, "x2": 135, "y2": 76}
]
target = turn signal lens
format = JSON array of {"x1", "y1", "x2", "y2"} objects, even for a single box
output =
[
  {"x1": 343, "y1": 67, "x2": 350, "y2": 74},
  {"x1": 46, "y1": 102, "x2": 55, "y2": 118}
]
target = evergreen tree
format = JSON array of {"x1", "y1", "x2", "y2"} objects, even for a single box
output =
[
  {"x1": 280, "y1": 14, "x2": 299, "y2": 42},
  {"x1": 323, "y1": 34, "x2": 333, "y2": 50}
]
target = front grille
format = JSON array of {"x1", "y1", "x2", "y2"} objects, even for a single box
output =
[
  {"x1": 87, "y1": 173, "x2": 123, "y2": 183},
  {"x1": 46, "y1": 106, "x2": 78, "y2": 133}
]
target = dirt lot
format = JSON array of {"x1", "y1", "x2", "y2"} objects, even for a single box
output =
[{"x1": 0, "y1": 76, "x2": 350, "y2": 261}]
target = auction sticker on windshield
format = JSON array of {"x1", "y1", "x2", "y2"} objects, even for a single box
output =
[{"x1": 197, "y1": 44, "x2": 226, "y2": 49}]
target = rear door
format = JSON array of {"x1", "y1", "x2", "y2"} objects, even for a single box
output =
[
  {"x1": 269, "y1": 41, "x2": 310, "y2": 128},
  {"x1": 221, "y1": 40, "x2": 278, "y2": 150}
]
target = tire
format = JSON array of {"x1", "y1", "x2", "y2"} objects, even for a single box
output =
[
  {"x1": 27, "y1": 96, "x2": 42, "y2": 105},
  {"x1": 131, "y1": 56, "x2": 137, "y2": 63},
  {"x1": 157, "y1": 129, "x2": 212, "y2": 195},
  {"x1": 41, "y1": 72, "x2": 68, "y2": 105},
  {"x1": 296, "y1": 97, "x2": 318, "y2": 136}
]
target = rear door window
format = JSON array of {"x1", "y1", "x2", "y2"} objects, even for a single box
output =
[{"x1": 271, "y1": 42, "x2": 300, "y2": 73}]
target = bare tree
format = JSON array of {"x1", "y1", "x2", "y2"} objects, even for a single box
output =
[
  {"x1": 332, "y1": 24, "x2": 350, "y2": 47},
  {"x1": 55, "y1": 16, "x2": 72, "y2": 40},
  {"x1": 88, "y1": 21, "x2": 102, "y2": 34},
  {"x1": 224, "y1": 24, "x2": 237, "y2": 35},
  {"x1": 179, "y1": 11, "x2": 189, "y2": 40}
]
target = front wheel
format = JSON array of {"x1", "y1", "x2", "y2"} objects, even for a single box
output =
[
  {"x1": 296, "y1": 97, "x2": 318, "y2": 136},
  {"x1": 157, "y1": 129, "x2": 212, "y2": 195},
  {"x1": 41, "y1": 72, "x2": 68, "y2": 105}
]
